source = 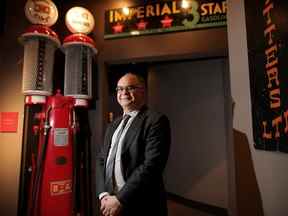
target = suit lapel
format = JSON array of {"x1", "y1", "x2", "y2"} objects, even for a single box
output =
[{"x1": 121, "y1": 107, "x2": 147, "y2": 155}]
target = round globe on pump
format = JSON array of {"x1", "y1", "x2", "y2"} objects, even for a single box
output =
[
  {"x1": 25, "y1": 0, "x2": 58, "y2": 27},
  {"x1": 65, "y1": 6, "x2": 95, "y2": 35},
  {"x1": 20, "y1": 0, "x2": 60, "y2": 104},
  {"x1": 62, "y1": 6, "x2": 97, "y2": 107}
]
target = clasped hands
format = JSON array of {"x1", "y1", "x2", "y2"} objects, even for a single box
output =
[{"x1": 100, "y1": 195, "x2": 122, "y2": 216}]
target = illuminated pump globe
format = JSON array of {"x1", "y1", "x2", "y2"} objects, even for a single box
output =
[
  {"x1": 65, "y1": 7, "x2": 95, "y2": 34},
  {"x1": 24, "y1": 0, "x2": 58, "y2": 27}
]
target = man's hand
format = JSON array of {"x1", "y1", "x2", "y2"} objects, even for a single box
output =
[{"x1": 100, "y1": 195, "x2": 122, "y2": 216}]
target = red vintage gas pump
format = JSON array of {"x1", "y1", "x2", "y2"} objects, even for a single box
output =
[
  {"x1": 18, "y1": 1, "x2": 61, "y2": 215},
  {"x1": 18, "y1": 1, "x2": 96, "y2": 216},
  {"x1": 62, "y1": 7, "x2": 97, "y2": 216},
  {"x1": 30, "y1": 93, "x2": 75, "y2": 216}
]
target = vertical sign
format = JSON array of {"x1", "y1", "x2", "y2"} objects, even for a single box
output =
[{"x1": 245, "y1": 0, "x2": 288, "y2": 153}]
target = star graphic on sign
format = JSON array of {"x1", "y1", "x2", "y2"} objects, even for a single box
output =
[
  {"x1": 161, "y1": 15, "x2": 173, "y2": 28},
  {"x1": 136, "y1": 19, "x2": 148, "y2": 30},
  {"x1": 112, "y1": 22, "x2": 124, "y2": 33}
]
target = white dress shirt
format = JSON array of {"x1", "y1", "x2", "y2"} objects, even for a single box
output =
[{"x1": 99, "y1": 110, "x2": 139, "y2": 199}]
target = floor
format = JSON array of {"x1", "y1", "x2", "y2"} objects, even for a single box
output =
[{"x1": 167, "y1": 200, "x2": 214, "y2": 216}]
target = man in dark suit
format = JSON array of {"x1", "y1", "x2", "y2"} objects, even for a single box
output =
[{"x1": 96, "y1": 72, "x2": 171, "y2": 216}]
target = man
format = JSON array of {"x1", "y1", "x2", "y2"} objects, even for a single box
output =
[{"x1": 96, "y1": 72, "x2": 171, "y2": 216}]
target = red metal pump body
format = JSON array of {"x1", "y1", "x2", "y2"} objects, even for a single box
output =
[{"x1": 36, "y1": 93, "x2": 75, "y2": 216}]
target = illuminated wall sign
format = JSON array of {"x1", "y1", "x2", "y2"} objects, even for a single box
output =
[
  {"x1": 0, "y1": 112, "x2": 19, "y2": 133},
  {"x1": 104, "y1": 0, "x2": 227, "y2": 39},
  {"x1": 245, "y1": 0, "x2": 288, "y2": 153}
]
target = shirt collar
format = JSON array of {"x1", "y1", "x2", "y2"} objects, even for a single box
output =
[{"x1": 124, "y1": 110, "x2": 139, "y2": 118}]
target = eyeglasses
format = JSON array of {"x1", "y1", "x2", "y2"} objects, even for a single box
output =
[{"x1": 115, "y1": 85, "x2": 144, "y2": 93}]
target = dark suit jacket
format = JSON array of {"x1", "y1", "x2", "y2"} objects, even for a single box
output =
[{"x1": 96, "y1": 106, "x2": 171, "y2": 216}]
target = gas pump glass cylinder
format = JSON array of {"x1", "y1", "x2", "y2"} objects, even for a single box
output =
[{"x1": 64, "y1": 45, "x2": 93, "y2": 99}]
